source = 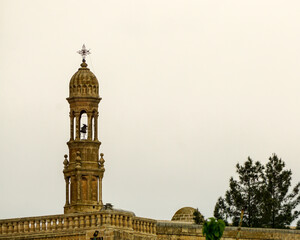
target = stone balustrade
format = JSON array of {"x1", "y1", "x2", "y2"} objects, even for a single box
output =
[
  {"x1": 133, "y1": 217, "x2": 156, "y2": 234},
  {"x1": 1, "y1": 214, "x2": 299, "y2": 240},
  {"x1": 0, "y1": 210, "x2": 157, "y2": 237}
]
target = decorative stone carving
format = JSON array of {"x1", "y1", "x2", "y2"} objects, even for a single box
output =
[
  {"x1": 75, "y1": 151, "x2": 81, "y2": 169},
  {"x1": 99, "y1": 153, "x2": 105, "y2": 170},
  {"x1": 63, "y1": 154, "x2": 69, "y2": 170}
]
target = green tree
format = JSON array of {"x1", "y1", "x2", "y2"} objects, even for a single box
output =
[
  {"x1": 260, "y1": 154, "x2": 300, "y2": 228},
  {"x1": 193, "y1": 208, "x2": 204, "y2": 224},
  {"x1": 214, "y1": 157, "x2": 264, "y2": 227},
  {"x1": 202, "y1": 217, "x2": 225, "y2": 240},
  {"x1": 213, "y1": 197, "x2": 229, "y2": 225},
  {"x1": 214, "y1": 154, "x2": 300, "y2": 228}
]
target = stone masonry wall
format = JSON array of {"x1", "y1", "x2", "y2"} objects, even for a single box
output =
[
  {"x1": 1, "y1": 213, "x2": 299, "y2": 240},
  {"x1": 156, "y1": 221, "x2": 300, "y2": 240},
  {"x1": 0, "y1": 210, "x2": 156, "y2": 240}
]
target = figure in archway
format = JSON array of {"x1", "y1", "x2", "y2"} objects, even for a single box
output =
[{"x1": 80, "y1": 124, "x2": 88, "y2": 139}]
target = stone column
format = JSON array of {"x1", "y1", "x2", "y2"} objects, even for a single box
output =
[
  {"x1": 69, "y1": 112, "x2": 74, "y2": 140},
  {"x1": 77, "y1": 174, "x2": 81, "y2": 200},
  {"x1": 98, "y1": 176, "x2": 103, "y2": 205},
  {"x1": 75, "y1": 113, "x2": 80, "y2": 140},
  {"x1": 65, "y1": 177, "x2": 69, "y2": 205},
  {"x1": 94, "y1": 112, "x2": 99, "y2": 141},
  {"x1": 88, "y1": 113, "x2": 92, "y2": 140}
]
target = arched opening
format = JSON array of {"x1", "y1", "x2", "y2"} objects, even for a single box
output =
[{"x1": 80, "y1": 111, "x2": 88, "y2": 140}]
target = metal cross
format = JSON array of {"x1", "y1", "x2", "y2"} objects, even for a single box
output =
[{"x1": 77, "y1": 44, "x2": 91, "y2": 60}]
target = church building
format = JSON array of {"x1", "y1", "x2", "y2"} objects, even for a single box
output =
[{"x1": 0, "y1": 46, "x2": 298, "y2": 240}]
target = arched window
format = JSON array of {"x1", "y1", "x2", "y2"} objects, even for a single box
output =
[{"x1": 80, "y1": 111, "x2": 88, "y2": 140}]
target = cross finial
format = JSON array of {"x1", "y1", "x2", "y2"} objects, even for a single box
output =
[{"x1": 77, "y1": 44, "x2": 91, "y2": 61}]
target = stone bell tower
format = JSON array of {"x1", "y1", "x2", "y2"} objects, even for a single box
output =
[{"x1": 63, "y1": 45, "x2": 105, "y2": 214}]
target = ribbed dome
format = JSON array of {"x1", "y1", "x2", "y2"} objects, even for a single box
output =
[
  {"x1": 69, "y1": 60, "x2": 99, "y2": 98},
  {"x1": 171, "y1": 207, "x2": 197, "y2": 223}
]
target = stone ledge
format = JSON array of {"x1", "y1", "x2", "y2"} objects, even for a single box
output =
[
  {"x1": 0, "y1": 230, "x2": 86, "y2": 240},
  {"x1": 156, "y1": 220, "x2": 300, "y2": 240},
  {"x1": 225, "y1": 226, "x2": 300, "y2": 234}
]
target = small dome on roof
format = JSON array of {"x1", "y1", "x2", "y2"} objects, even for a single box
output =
[
  {"x1": 69, "y1": 60, "x2": 99, "y2": 98},
  {"x1": 171, "y1": 207, "x2": 199, "y2": 223}
]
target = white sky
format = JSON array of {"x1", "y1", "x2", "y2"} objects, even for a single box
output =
[{"x1": 0, "y1": 0, "x2": 300, "y2": 222}]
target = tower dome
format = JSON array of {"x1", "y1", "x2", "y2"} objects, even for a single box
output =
[{"x1": 69, "y1": 60, "x2": 99, "y2": 98}]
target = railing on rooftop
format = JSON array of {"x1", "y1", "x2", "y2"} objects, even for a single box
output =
[{"x1": 0, "y1": 211, "x2": 156, "y2": 236}]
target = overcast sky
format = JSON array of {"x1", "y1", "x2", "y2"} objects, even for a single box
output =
[{"x1": 0, "y1": 0, "x2": 300, "y2": 222}]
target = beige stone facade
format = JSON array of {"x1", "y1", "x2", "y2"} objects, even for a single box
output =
[
  {"x1": 0, "y1": 212, "x2": 299, "y2": 240},
  {"x1": 0, "y1": 54, "x2": 299, "y2": 240},
  {"x1": 157, "y1": 221, "x2": 300, "y2": 240},
  {"x1": 0, "y1": 209, "x2": 156, "y2": 240}
]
